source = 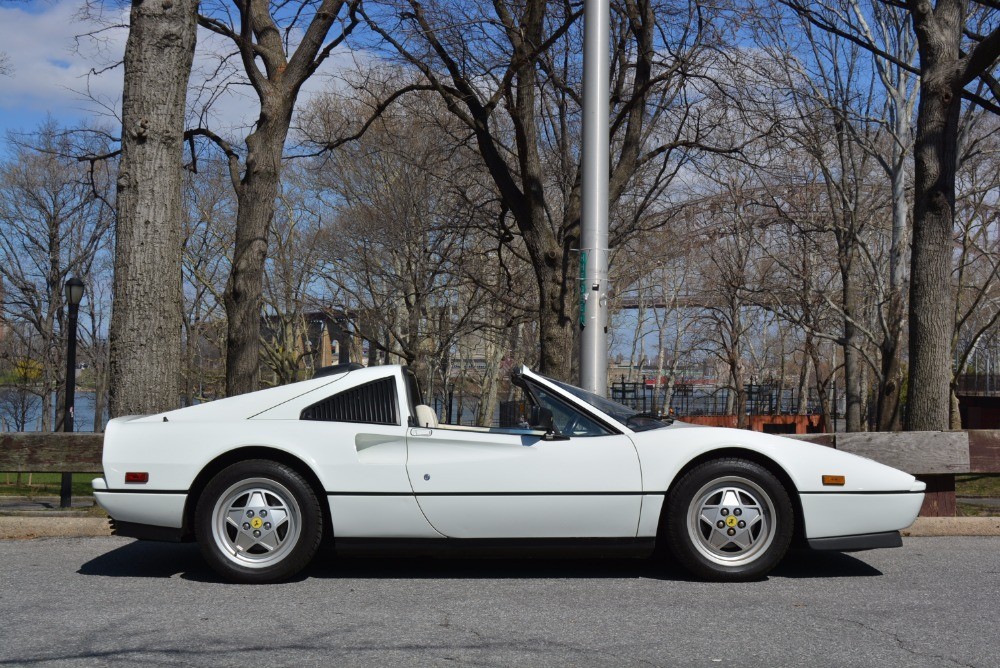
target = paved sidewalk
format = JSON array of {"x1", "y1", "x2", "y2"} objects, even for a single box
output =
[
  {"x1": 0, "y1": 497, "x2": 997, "y2": 540},
  {"x1": 0, "y1": 516, "x2": 111, "y2": 539},
  {"x1": 901, "y1": 516, "x2": 1000, "y2": 536},
  {"x1": 0, "y1": 495, "x2": 109, "y2": 539}
]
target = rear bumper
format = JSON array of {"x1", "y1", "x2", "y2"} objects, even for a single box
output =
[
  {"x1": 807, "y1": 530, "x2": 902, "y2": 552},
  {"x1": 109, "y1": 518, "x2": 187, "y2": 542},
  {"x1": 92, "y1": 477, "x2": 187, "y2": 534}
]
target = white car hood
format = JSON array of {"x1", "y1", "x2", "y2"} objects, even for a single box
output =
[{"x1": 631, "y1": 426, "x2": 922, "y2": 493}]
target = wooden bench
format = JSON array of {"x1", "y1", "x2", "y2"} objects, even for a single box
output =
[
  {"x1": 2, "y1": 431, "x2": 997, "y2": 516},
  {"x1": 791, "y1": 431, "x2": 998, "y2": 516}
]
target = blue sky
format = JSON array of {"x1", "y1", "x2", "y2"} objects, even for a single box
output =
[
  {"x1": 0, "y1": 0, "x2": 359, "y2": 155},
  {"x1": 0, "y1": 1, "x2": 127, "y2": 142}
]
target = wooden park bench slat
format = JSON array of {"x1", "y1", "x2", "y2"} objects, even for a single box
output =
[
  {"x1": 0, "y1": 433, "x2": 104, "y2": 474},
  {"x1": 832, "y1": 431, "x2": 970, "y2": 475},
  {"x1": 967, "y1": 430, "x2": 1000, "y2": 474}
]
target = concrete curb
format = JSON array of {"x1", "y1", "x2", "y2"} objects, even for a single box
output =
[
  {"x1": 0, "y1": 517, "x2": 112, "y2": 540},
  {"x1": 902, "y1": 517, "x2": 1000, "y2": 537},
  {"x1": 1, "y1": 515, "x2": 999, "y2": 541}
]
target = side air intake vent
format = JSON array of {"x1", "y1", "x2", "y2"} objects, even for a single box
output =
[{"x1": 300, "y1": 377, "x2": 399, "y2": 425}]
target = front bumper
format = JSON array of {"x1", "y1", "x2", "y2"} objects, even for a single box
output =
[{"x1": 799, "y1": 488, "x2": 924, "y2": 539}]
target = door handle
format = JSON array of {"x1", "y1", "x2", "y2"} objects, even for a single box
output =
[{"x1": 409, "y1": 428, "x2": 433, "y2": 437}]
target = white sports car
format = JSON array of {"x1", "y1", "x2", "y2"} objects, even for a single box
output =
[{"x1": 93, "y1": 364, "x2": 925, "y2": 583}]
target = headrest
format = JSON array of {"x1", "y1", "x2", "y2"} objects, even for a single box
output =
[{"x1": 414, "y1": 404, "x2": 438, "y2": 428}]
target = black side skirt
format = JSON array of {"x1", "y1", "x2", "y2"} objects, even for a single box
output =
[
  {"x1": 334, "y1": 537, "x2": 656, "y2": 559},
  {"x1": 807, "y1": 531, "x2": 902, "y2": 552},
  {"x1": 110, "y1": 519, "x2": 187, "y2": 543}
]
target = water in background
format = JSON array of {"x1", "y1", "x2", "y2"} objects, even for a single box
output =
[{"x1": 0, "y1": 390, "x2": 107, "y2": 432}]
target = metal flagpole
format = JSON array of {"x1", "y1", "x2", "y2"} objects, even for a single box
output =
[{"x1": 580, "y1": 0, "x2": 610, "y2": 395}]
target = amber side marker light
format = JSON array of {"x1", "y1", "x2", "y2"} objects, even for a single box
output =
[
  {"x1": 822, "y1": 475, "x2": 846, "y2": 486},
  {"x1": 124, "y1": 472, "x2": 149, "y2": 484}
]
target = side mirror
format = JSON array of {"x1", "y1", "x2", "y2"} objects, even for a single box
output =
[
  {"x1": 529, "y1": 405, "x2": 554, "y2": 431},
  {"x1": 529, "y1": 406, "x2": 568, "y2": 440}
]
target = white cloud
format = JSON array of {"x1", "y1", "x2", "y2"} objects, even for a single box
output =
[
  {"x1": 0, "y1": 0, "x2": 363, "y2": 141},
  {"x1": 0, "y1": 0, "x2": 127, "y2": 131}
]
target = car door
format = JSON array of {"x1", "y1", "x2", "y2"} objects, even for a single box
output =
[
  {"x1": 405, "y1": 388, "x2": 643, "y2": 539},
  {"x1": 296, "y1": 371, "x2": 440, "y2": 538}
]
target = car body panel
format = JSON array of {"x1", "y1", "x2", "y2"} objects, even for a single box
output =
[
  {"x1": 630, "y1": 425, "x2": 920, "y2": 495},
  {"x1": 94, "y1": 364, "x2": 924, "y2": 550},
  {"x1": 328, "y1": 495, "x2": 444, "y2": 538},
  {"x1": 800, "y1": 491, "x2": 925, "y2": 538},
  {"x1": 406, "y1": 428, "x2": 642, "y2": 538},
  {"x1": 134, "y1": 372, "x2": 352, "y2": 423}
]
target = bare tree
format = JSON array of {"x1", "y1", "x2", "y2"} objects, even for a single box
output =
[
  {"x1": 855, "y1": 3, "x2": 918, "y2": 431},
  {"x1": 0, "y1": 325, "x2": 41, "y2": 432},
  {"x1": 181, "y1": 158, "x2": 233, "y2": 404},
  {"x1": 693, "y1": 179, "x2": 770, "y2": 429},
  {"x1": 357, "y1": 0, "x2": 733, "y2": 381},
  {"x1": 109, "y1": 0, "x2": 198, "y2": 417},
  {"x1": 192, "y1": 0, "x2": 359, "y2": 396},
  {"x1": 779, "y1": 0, "x2": 1000, "y2": 429},
  {"x1": 950, "y1": 112, "x2": 1000, "y2": 426},
  {"x1": 78, "y1": 270, "x2": 112, "y2": 432},
  {"x1": 311, "y1": 94, "x2": 493, "y2": 377},
  {"x1": 259, "y1": 169, "x2": 327, "y2": 385},
  {"x1": 0, "y1": 124, "x2": 113, "y2": 431},
  {"x1": 611, "y1": 225, "x2": 698, "y2": 412}
]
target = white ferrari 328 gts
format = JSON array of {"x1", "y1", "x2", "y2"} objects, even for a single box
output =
[{"x1": 93, "y1": 364, "x2": 925, "y2": 583}]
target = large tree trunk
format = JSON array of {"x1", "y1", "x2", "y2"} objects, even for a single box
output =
[
  {"x1": 876, "y1": 129, "x2": 910, "y2": 432},
  {"x1": 475, "y1": 329, "x2": 505, "y2": 427},
  {"x1": 224, "y1": 110, "x2": 292, "y2": 396},
  {"x1": 93, "y1": 365, "x2": 107, "y2": 433},
  {"x1": 534, "y1": 257, "x2": 575, "y2": 380},
  {"x1": 809, "y1": 345, "x2": 832, "y2": 433},
  {"x1": 109, "y1": 0, "x2": 196, "y2": 417},
  {"x1": 841, "y1": 257, "x2": 864, "y2": 432},
  {"x1": 906, "y1": 61, "x2": 962, "y2": 431},
  {"x1": 196, "y1": 1, "x2": 353, "y2": 397},
  {"x1": 733, "y1": 363, "x2": 748, "y2": 429},
  {"x1": 876, "y1": 336, "x2": 904, "y2": 431}
]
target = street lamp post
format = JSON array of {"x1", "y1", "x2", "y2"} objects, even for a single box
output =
[
  {"x1": 60, "y1": 276, "x2": 84, "y2": 509},
  {"x1": 580, "y1": 0, "x2": 610, "y2": 395}
]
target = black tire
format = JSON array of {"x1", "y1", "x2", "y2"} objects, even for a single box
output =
[
  {"x1": 665, "y1": 458, "x2": 793, "y2": 581},
  {"x1": 195, "y1": 459, "x2": 322, "y2": 584}
]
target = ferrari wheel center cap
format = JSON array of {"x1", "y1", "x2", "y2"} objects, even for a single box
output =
[
  {"x1": 250, "y1": 517, "x2": 264, "y2": 530},
  {"x1": 725, "y1": 515, "x2": 738, "y2": 528}
]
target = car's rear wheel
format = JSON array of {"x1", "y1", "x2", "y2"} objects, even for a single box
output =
[
  {"x1": 195, "y1": 460, "x2": 322, "y2": 583},
  {"x1": 665, "y1": 458, "x2": 793, "y2": 581}
]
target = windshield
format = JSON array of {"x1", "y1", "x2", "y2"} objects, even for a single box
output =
[{"x1": 543, "y1": 376, "x2": 671, "y2": 432}]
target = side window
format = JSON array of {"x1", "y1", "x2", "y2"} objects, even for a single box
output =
[
  {"x1": 530, "y1": 385, "x2": 612, "y2": 437},
  {"x1": 301, "y1": 377, "x2": 400, "y2": 425}
]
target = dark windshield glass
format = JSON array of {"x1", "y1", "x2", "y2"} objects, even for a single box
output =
[{"x1": 544, "y1": 376, "x2": 670, "y2": 432}]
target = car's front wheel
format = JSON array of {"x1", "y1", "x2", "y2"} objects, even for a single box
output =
[
  {"x1": 195, "y1": 460, "x2": 322, "y2": 583},
  {"x1": 665, "y1": 458, "x2": 793, "y2": 581}
]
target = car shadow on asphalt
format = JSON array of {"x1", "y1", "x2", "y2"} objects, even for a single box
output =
[
  {"x1": 774, "y1": 549, "x2": 883, "y2": 578},
  {"x1": 77, "y1": 541, "x2": 882, "y2": 582}
]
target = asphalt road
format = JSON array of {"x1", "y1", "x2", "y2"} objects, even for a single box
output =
[{"x1": 0, "y1": 537, "x2": 997, "y2": 667}]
